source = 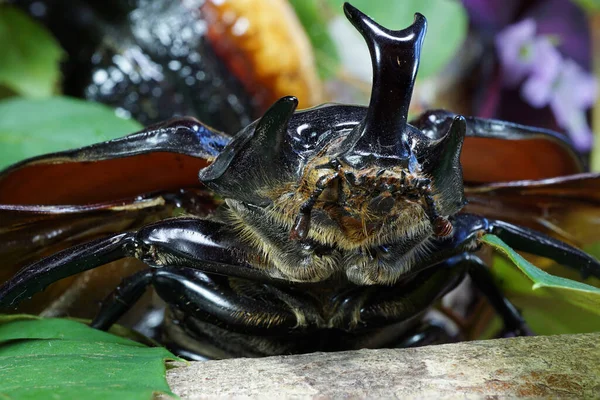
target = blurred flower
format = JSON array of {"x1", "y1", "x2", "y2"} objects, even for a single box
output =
[
  {"x1": 550, "y1": 60, "x2": 597, "y2": 151},
  {"x1": 495, "y1": 19, "x2": 537, "y2": 86},
  {"x1": 520, "y1": 38, "x2": 562, "y2": 107},
  {"x1": 496, "y1": 19, "x2": 597, "y2": 151}
]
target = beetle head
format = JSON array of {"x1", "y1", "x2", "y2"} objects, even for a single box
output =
[
  {"x1": 199, "y1": 3, "x2": 467, "y2": 249},
  {"x1": 282, "y1": 4, "x2": 467, "y2": 246}
]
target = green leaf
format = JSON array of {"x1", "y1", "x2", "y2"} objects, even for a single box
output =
[
  {"x1": 323, "y1": 0, "x2": 467, "y2": 79},
  {"x1": 288, "y1": 0, "x2": 340, "y2": 78},
  {"x1": 0, "y1": 315, "x2": 178, "y2": 400},
  {"x1": 0, "y1": 97, "x2": 142, "y2": 169},
  {"x1": 0, "y1": 315, "x2": 145, "y2": 347},
  {"x1": 481, "y1": 234, "x2": 600, "y2": 316},
  {"x1": 491, "y1": 256, "x2": 600, "y2": 334},
  {"x1": 572, "y1": 0, "x2": 600, "y2": 13},
  {"x1": 0, "y1": 6, "x2": 65, "y2": 98}
]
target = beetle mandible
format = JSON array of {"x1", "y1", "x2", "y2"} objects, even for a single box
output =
[{"x1": 1, "y1": 3, "x2": 599, "y2": 359}]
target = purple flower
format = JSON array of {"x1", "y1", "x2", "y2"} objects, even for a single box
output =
[
  {"x1": 521, "y1": 38, "x2": 562, "y2": 107},
  {"x1": 495, "y1": 19, "x2": 537, "y2": 86},
  {"x1": 549, "y1": 60, "x2": 597, "y2": 151},
  {"x1": 496, "y1": 20, "x2": 597, "y2": 152}
]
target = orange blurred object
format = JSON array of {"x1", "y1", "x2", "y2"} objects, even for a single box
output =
[{"x1": 202, "y1": 0, "x2": 323, "y2": 111}]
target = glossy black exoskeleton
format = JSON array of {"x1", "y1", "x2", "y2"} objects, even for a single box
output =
[{"x1": 1, "y1": 3, "x2": 599, "y2": 359}]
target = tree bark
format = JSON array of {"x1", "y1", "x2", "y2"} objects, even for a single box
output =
[{"x1": 166, "y1": 333, "x2": 600, "y2": 399}]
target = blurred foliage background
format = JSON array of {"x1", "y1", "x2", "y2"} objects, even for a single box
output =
[
  {"x1": 1, "y1": 0, "x2": 599, "y2": 341},
  {"x1": 2, "y1": 0, "x2": 600, "y2": 165}
]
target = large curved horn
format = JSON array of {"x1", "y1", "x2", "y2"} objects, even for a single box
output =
[{"x1": 344, "y1": 3, "x2": 427, "y2": 158}]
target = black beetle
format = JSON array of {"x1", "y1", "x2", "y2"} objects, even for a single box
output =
[{"x1": 1, "y1": 3, "x2": 599, "y2": 359}]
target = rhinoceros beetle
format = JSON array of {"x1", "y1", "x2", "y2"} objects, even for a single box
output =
[{"x1": 1, "y1": 3, "x2": 599, "y2": 359}]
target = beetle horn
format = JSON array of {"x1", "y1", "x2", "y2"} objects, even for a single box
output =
[
  {"x1": 200, "y1": 96, "x2": 297, "y2": 182},
  {"x1": 252, "y1": 96, "x2": 298, "y2": 162},
  {"x1": 426, "y1": 116, "x2": 467, "y2": 215},
  {"x1": 343, "y1": 3, "x2": 427, "y2": 158},
  {"x1": 199, "y1": 96, "x2": 298, "y2": 205}
]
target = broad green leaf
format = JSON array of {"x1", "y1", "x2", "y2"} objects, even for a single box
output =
[
  {"x1": 0, "y1": 315, "x2": 178, "y2": 400},
  {"x1": 0, "y1": 96, "x2": 142, "y2": 169},
  {"x1": 288, "y1": 0, "x2": 339, "y2": 78},
  {"x1": 0, "y1": 6, "x2": 64, "y2": 97},
  {"x1": 323, "y1": 0, "x2": 468, "y2": 79},
  {"x1": 71, "y1": 317, "x2": 164, "y2": 347},
  {"x1": 0, "y1": 315, "x2": 145, "y2": 347},
  {"x1": 0, "y1": 314, "x2": 161, "y2": 349},
  {"x1": 481, "y1": 234, "x2": 600, "y2": 316}
]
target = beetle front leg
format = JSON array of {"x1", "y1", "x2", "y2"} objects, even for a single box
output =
[
  {"x1": 339, "y1": 262, "x2": 468, "y2": 331},
  {"x1": 451, "y1": 213, "x2": 600, "y2": 280},
  {"x1": 92, "y1": 267, "x2": 299, "y2": 333},
  {"x1": 344, "y1": 252, "x2": 528, "y2": 339},
  {"x1": 0, "y1": 232, "x2": 136, "y2": 308},
  {"x1": 0, "y1": 217, "x2": 277, "y2": 310},
  {"x1": 463, "y1": 253, "x2": 530, "y2": 337},
  {"x1": 90, "y1": 268, "x2": 155, "y2": 330},
  {"x1": 485, "y1": 218, "x2": 600, "y2": 280}
]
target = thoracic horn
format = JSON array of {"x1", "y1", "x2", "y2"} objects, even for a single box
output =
[
  {"x1": 198, "y1": 96, "x2": 297, "y2": 205},
  {"x1": 251, "y1": 96, "x2": 298, "y2": 162},
  {"x1": 343, "y1": 3, "x2": 427, "y2": 159},
  {"x1": 427, "y1": 116, "x2": 467, "y2": 215}
]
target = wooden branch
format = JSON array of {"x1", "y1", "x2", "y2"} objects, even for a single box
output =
[{"x1": 167, "y1": 333, "x2": 600, "y2": 398}]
